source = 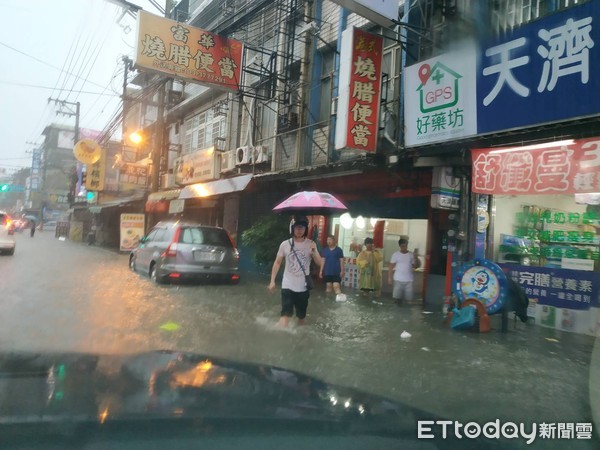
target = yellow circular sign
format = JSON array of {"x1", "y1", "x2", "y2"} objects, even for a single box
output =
[{"x1": 73, "y1": 139, "x2": 101, "y2": 164}]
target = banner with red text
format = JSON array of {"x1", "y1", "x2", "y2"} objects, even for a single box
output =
[
  {"x1": 472, "y1": 138, "x2": 600, "y2": 195},
  {"x1": 335, "y1": 28, "x2": 383, "y2": 152}
]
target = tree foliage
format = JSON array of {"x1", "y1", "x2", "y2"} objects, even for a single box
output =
[{"x1": 241, "y1": 215, "x2": 291, "y2": 268}]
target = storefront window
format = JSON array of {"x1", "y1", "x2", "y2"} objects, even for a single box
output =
[
  {"x1": 494, "y1": 194, "x2": 600, "y2": 270},
  {"x1": 330, "y1": 214, "x2": 428, "y2": 281},
  {"x1": 492, "y1": 194, "x2": 599, "y2": 335}
]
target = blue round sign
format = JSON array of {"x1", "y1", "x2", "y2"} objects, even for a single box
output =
[{"x1": 456, "y1": 259, "x2": 508, "y2": 315}]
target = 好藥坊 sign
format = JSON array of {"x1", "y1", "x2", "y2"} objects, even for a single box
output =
[{"x1": 404, "y1": 0, "x2": 600, "y2": 146}]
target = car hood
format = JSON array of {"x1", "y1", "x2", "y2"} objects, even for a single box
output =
[{"x1": 0, "y1": 350, "x2": 505, "y2": 448}]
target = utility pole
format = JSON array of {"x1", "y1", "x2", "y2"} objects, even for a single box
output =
[
  {"x1": 49, "y1": 98, "x2": 80, "y2": 143},
  {"x1": 48, "y1": 98, "x2": 81, "y2": 202},
  {"x1": 150, "y1": 0, "x2": 172, "y2": 193},
  {"x1": 121, "y1": 56, "x2": 132, "y2": 138},
  {"x1": 151, "y1": 82, "x2": 166, "y2": 192}
]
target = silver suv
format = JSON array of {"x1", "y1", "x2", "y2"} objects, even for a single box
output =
[
  {"x1": 129, "y1": 221, "x2": 240, "y2": 284},
  {"x1": 0, "y1": 212, "x2": 16, "y2": 256}
]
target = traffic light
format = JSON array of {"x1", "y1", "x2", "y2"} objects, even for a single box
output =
[{"x1": 0, "y1": 184, "x2": 8, "y2": 192}]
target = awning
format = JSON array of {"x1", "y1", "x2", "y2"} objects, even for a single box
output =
[
  {"x1": 147, "y1": 189, "x2": 182, "y2": 202},
  {"x1": 179, "y1": 175, "x2": 253, "y2": 200},
  {"x1": 347, "y1": 196, "x2": 430, "y2": 220},
  {"x1": 89, "y1": 194, "x2": 145, "y2": 214}
]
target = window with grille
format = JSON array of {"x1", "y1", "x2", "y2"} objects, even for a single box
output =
[
  {"x1": 183, "y1": 108, "x2": 227, "y2": 154},
  {"x1": 491, "y1": 0, "x2": 543, "y2": 34}
]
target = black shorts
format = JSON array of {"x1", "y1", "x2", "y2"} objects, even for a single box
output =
[
  {"x1": 281, "y1": 289, "x2": 310, "y2": 319},
  {"x1": 323, "y1": 275, "x2": 341, "y2": 283}
]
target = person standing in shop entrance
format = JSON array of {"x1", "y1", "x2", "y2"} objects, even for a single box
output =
[
  {"x1": 388, "y1": 238, "x2": 420, "y2": 305},
  {"x1": 319, "y1": 235, "x2": 345, "y2": 295},
  {"x1": 268, "y1": 215, "x2": 323, "y2": 327},
  {"x1": 357, "y1": 237, "x2": 383, "y2": 296}
]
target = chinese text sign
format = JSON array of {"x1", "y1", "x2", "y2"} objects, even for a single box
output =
[
  {"x1": 174, "y1": 146, "x2": 219, "y2": 185},
  {"x1": 500, "y1": 264, "x2": 600, "y2": 310},
  {"x1": 85, "y1": 147, "x2": 106, "y2": 192},
  {"x1": 120, "y1": 214, "x2": 145, "y2": 252},
  {"x1": 405, "y1": 1, "x2": 600, "y2": 147},
  {"x1": 404, "y1": 43, "x2": 478, "y2": 146},
  {"x1": 477, "y1": 0, "x2": 600, "y2": 133},
  {"x1": 135, "y1": 11, "x2": 243, "y2": 90},
  {"x1": 335, "y1": 28, "x2": 383, "y2": 152},
  {"x1": 472, "y1": 137, "x2": 600, "y2": 195}
]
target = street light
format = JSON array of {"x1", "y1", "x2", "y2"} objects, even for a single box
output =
[{"x1": 129, "y1": 131, "x2": 143, "y2": 145}]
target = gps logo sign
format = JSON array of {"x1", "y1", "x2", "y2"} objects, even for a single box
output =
[{"x1": 417, "y1": 62, "x2": 462, "y2": 113}]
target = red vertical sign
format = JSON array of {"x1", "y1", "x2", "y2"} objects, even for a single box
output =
[{"x1": 345, "y1": 29, "x2": 383, "y2": 153}]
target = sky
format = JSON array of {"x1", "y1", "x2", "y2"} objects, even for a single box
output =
[{"x1": 0, "y1": 0, "x2": 163, "y2": 176}]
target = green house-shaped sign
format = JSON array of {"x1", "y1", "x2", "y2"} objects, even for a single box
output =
[{"x1": 417, "y1": 62, "x2": 462, "y2": 113}]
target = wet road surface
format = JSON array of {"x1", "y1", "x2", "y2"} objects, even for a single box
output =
[{"x1": 0, "y1": 230, "x2": 598, "y2": 448}]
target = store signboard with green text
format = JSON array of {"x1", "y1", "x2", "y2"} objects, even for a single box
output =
[{"x1": 404, "y1": 1, "x2": 600, "y2": 147}]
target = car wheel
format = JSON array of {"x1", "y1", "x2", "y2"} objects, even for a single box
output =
[
  {"x1": 150, "y1": 263, "x2": 164, "y2": 285},
  {"x1": 129, "y1": 255, "x2": 136, "y2": 272}
]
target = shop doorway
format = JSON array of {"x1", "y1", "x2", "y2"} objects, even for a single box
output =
[{"x1": 330, "y1": 215, "x2": 428, "y2": 300}]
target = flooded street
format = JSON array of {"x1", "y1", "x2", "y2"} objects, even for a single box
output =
[{"x1": 1, "y1": 231, "x2": 598, "y2": 448}]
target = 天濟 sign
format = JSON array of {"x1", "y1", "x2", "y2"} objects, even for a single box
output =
[
  {"x1": 404, "y1": 0, "x2": 600, "y2": 146},
  {"x1": 135, "y1": 10, "x2": 243, "y2": 90}
]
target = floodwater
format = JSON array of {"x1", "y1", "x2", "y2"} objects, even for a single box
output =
[{"x1": 0, "y1": 230, "x2": 598, "y2": 448}]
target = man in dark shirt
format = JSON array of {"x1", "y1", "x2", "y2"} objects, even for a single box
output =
[{"x1": 319, "y1": 235, "x2": 345, "y2": 295}]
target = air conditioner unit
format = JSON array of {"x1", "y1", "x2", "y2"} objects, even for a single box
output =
[
  {"x1": 221, "y1": 150, "x2": 236, "y2": 173},
  {"x1": 161, "y1": 174, "x2": 175, "y2": 189},
  {"x1": 236, "y1": 146, "x2": 250, "y2": 165},
  {"x1": 251, "y1": 146, "x2": 269, "y2": 164}
]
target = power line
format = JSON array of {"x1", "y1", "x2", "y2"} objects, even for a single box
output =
[
  {"x1": 0, "y1": 41, "x2": 106, "y2": 90},
  {"x1": 67, "y1": 6, "x2": 121, "y2": 105},
  {"x1": 81, "y1": 64, "x2": 123, "y2": 124},
  {"x1": 0, "y1": 80, "x2": 120, "y2": 96},
  {"x1": 59, "y1": 21, "x2": 101, "y2": 105},
  {"x1": 63, "y1": 5, "x2": 112, "y2": 103}
]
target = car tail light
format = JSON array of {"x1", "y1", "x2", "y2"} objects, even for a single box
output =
[
  {"x1": 168, "y1": 273, "x2": 181, "y2": 279},
  {"x1": 162, "y1": 227, "x2": 182, "y2": 258},
  {"x1": 231, "y1": 274, "x2": 240, "y2": 281},
  {"x1": 226, "y1": 230, "x2": 240, "y2": 262}
]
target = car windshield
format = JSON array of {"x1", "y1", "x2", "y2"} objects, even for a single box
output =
[{"x1": 1, "y1": 1, "x2": 600, "y2": 448}]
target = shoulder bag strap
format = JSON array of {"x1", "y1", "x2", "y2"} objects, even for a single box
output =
[{"x1": 290, "y1": 239, "x2": 307, "y2": 276}]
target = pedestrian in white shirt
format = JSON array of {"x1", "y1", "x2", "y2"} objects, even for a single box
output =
[
  {"x1": 268, "y1": 215, "x2": 323, "y2": 327},
  {"x1": 387, "y1": 238, "x2": 420, "y2": 305}
]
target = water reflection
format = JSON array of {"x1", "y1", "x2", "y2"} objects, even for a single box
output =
[{"x1": 0, "y1": 236, "x2": 597, "y2": 440}]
